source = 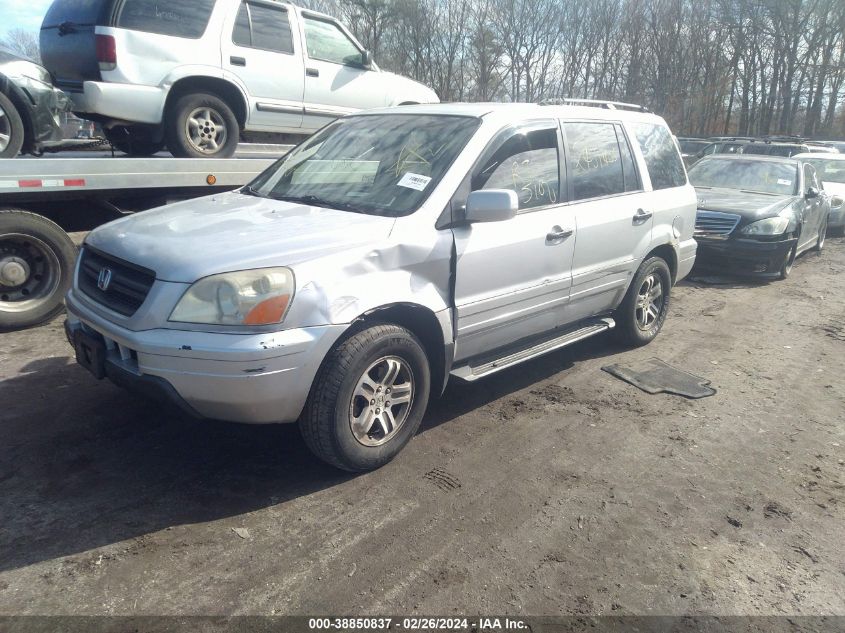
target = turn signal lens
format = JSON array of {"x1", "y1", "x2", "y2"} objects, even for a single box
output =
[{"x1": 244, "y1": 295, "x2": 291, "y2": 325}]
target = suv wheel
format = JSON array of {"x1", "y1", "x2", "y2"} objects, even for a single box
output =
[
  {"x1": 614, "y1": 256, "x2": 672, "y2": 347},
  {"x1": 0, "y1": 92, "x2": 25, "y2": 158},
  {"x1": 301, "y1": 324, "x2": 431, "y2": 472},
  {"x1": 166, "y1": 93, "x2": 239, "y2": 158}
]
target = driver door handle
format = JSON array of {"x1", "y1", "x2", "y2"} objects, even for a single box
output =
[
  {"x1": 546, "y1": 226, "x2": 574, "y2": 243},
  {"x1": 633, "y1": 208, "x2": 653, "y2": 224},
  {"x1": 306, "y1": 67, "x2": 320, "y2": 77}
]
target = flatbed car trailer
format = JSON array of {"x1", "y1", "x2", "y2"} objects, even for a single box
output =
[{"x1": 0, "y1": 154, "x2": 282, "y2": 330}]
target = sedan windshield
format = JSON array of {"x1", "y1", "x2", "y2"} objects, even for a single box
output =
[
  {"x1": 249, "y1": 114, "x2": 480, "y2": 216},
  {"x1": 688, "y1": 158, "x2": 798, "y2": 196},
  {"x1": 802, "y1": 158, "x2": 845, "y2": 185}
]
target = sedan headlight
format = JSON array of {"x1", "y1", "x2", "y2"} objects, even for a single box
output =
[
  {"x1": 740, "y1": 217, "x2": 790, "y2": 236},
  {"x1": 170, "y1": 268, "x2": 295, "y2": 326}
]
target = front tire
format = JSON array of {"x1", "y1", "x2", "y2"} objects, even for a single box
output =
[
  {"x1": 301, "y1": 324, "x2": 431, "y2": 472},
  {"x1": 614, "y1": 257, "x2": 672, "y2": 347},
  {"x1": 779, "y1": 243, "x2": 798, "y2": 279},
  {"x1": 0, "y1": 92, "x2": 25, "y2": 158},
  {"x1": 166, "y1": 93, "x2": 239, "y2": 158},
  {"x1": 0, "y1": 210, "x2": 77, "y2": 330}
]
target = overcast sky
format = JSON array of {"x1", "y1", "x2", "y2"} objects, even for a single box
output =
[{"x1": 1, "y1": 0, "x2": 53, "y2": 35}]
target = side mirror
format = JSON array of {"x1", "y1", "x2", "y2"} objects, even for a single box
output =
[
  {"x1": 464, "y1": 189, "x2": 519, "y2": 223},
  {"x1": 361, "y1": 50, "x2": 373, "y2": 69},
  {"x1": 831, "y1": 195, "x2": 844, "y2": 210},
  {"x1": 805, "y1": 186, "x2": 819, "y2": 199}
]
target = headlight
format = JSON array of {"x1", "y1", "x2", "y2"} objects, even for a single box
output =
[
  {"x1": 5, "y1": 60, "x2": 52, "y2": 85},
  {"x1": 740, "y1": 217, "x2": 790, "y2": 236},
  {"x1": 170, "y1": 267, "x2": 295, "y2": 326}
]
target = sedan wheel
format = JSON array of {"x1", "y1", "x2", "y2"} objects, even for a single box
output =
[{"x1": 0, "y1": 92, "x2": 25, "y2": 158}]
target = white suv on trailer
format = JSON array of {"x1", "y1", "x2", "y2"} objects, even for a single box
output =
[
  {"x1": 65, "y1": 101, "x2": 697, "y2": 471},
  {"x1": 40, "y1": 0, "x2": 438, "y2": 157}
]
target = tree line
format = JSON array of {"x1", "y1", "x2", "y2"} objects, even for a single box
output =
[
  {"x1": 4, "y1": 0, "x2": 844, "y2": 139},
  {"x1": 304, "y1": 0, "x2": 845, "y2": 139}
]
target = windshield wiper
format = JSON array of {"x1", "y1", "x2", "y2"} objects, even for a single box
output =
[
  {"x1": 269, "y1": 194, "x2": 364, "y2": 213},
  {"x1": 240, "y1": 184, "x2": 264, "y2": 197}
]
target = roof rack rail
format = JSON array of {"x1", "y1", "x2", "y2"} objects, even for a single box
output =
[{"x1": 539, "y1": 98, "x2": 651, "y2": 113}]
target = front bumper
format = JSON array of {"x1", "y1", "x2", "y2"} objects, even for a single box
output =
[
  {"x1": 2, "y1": 75, "x2": 72, "y2": 146},
  {"x1": 65, "y1": 289, "x2": 347, "y2": 424},
  {"x1": 693, "y1": 235, "x2": 797, "y2": 277},
  {"x1": 70, "y1": 81, "x2": 166, "y2": 125}
]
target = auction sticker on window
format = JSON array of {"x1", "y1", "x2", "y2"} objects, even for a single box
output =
[
  {"x1": 777, "y1": 179, "x2": 792, "y2": 186},
  {"x1": 397, "y1": 173, "x2": 432, "y2": 191}
]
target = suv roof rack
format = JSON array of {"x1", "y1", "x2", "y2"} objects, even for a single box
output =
[{"x1": 539, "y1": 98, "x2": 651, "y2": 113}]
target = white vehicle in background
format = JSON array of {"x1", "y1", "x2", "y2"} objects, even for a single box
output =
[
  {"x1": 794, "y1": 153, "x2": 845, "y2": 235},
  {"x1": 40, "y1": 0, "x2": 438, "y2": 158}
]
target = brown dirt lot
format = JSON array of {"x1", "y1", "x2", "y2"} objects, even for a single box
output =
[{"x1": 0, "y1": 237, "x2": 843, "y2": 617}]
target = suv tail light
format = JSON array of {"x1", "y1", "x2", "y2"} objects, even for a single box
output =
[{"x1": 96, "y1": 35, "x2": 117, "y2": 71}]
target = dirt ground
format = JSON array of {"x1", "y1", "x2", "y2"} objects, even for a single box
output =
[{"x1": 0, "y1": 236, "x2": 843, "y2": 617}]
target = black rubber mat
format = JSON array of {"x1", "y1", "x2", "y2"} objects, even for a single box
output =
[{"x1": 602, "y1": 357, "x2": 717, "y2": 399}]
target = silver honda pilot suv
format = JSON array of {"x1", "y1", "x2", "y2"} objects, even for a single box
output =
[{"x1": 65, "y1": 102, "x2": 698, "y2": 471}]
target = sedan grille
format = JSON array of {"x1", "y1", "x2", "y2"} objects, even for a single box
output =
[
  {"x1": 77, "y1": 248, "x2": 155, "y2": 317},
  {"x1": 695, "y1": 211, "x2": 741, "y2": 237}
]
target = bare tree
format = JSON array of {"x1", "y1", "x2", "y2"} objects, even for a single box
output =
[{"x1": 3, "y1": 28, "x2": 41, "y2": 63}]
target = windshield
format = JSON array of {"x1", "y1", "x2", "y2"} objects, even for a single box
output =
[
  {"x1": 249, "y1": 114, "x2": 480, "y2": 217},
  {"x1": 688, "y1": 158, "x2": 798, "y2": 196},
  {"x1": 803, "y1": 159, "x2": 845, "y2": 185}
]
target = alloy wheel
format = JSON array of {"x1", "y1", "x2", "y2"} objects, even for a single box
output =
[
  {"x1": 0, "y1": 103, "x2": 10, "y2": 154},
  {"x1": 635, "y1": 274, "x2": 663, "y2": 330},
  {"x1": 349, "y1": 356, "x2": 415, "y2": 447},
  {"x1": 185, "y1": 107, "x2": 228, "y2": 155}
]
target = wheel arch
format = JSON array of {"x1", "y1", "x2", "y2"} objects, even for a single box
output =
[
  {"x1": 165, "y1": 76, "x2": 248, "y2": 127},
  {"x1": 0, "y1": 74, "x2": 35, "y2": 152},
  {"x1": 343, "y1": 302, "x2": 450, "y2": 397},
  {"x1": 644, "y1": 243, "x2": 678, "y2": 284}
]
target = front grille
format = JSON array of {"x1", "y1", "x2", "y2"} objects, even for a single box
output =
[
  {"x1": 78, "y1": 248, "x2": 155, "y2": 317},
  {"x1": 695, "y1": 211, "x2": 741, "y2": 237}
]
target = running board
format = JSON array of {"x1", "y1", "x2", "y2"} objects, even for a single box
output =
[{"x1": 450, "y1": 317, "x2": 615, "y2": 382}]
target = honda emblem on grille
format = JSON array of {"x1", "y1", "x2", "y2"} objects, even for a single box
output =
[{"x1": 97, "y1": 267, "x2": 113, "y2": 292}]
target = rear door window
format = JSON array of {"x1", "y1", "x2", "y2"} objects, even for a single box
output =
[
  {"x1": 117, "y1": 0, "x2": 216, "y2": 39},
  {"x1": 633, "y1": 122, "x2": 687, "y2": 190},
  {"x1": 563, "y1": 122, "x2": 626, "y2": 201},
  {"x1": 233, "y1": 2, "x2": 294, "y2": 54}
]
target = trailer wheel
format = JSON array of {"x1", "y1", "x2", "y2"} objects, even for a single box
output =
[
  {"x1": 166, "y1": 93, "x2": 239, "y2": 159},
  {"x1": 0, "y1": 210, "x2": 77, "y2": 330},
  {"x1": 0, "y1": 92, "x2": 26, "y2": 158}
]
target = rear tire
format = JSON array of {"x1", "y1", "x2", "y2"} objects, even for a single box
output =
[
  {"x1": 0, "y1": 92, "x2": 26, "y2": 158},
  {"x1": 614, "y1": 257, "x2": 672, "y2": 347},
  {"x1": 812, "y1": 216, "x2": 827, "y2": 252},
  {"x1": 166, "y1": 93, "x2": 239, "y2": 159},
  {"x1": 0, "y1": 210, "x2": 77, "y2": 330},
  {"x1": 301, "y1": 324, "x2": 431, "y2": 472}
]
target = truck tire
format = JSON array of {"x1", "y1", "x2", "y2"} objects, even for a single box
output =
[
  {"x1": 613, "y1": 256, "x2": 672, "y2": 347},
  {"x1": 166, "y1": 93, "x2": 239, "y2": 159},
  {"x1": 0, "y1": 210, "x2": 77, "y2": 330},
  {"x1": 0, "y1": 92, "x2": 26, "y2": 158},
  {"x1": 301, "y1": 324, "x2": 431, "y2": 472}
]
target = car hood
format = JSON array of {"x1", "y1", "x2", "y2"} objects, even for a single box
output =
[
  {"x1": 694, "y1": 187, "x2": 794, "y2": 219},
  {"x1": 85, "y1": 192, "x2": 397, "y2": 283},
  {"x1": 381, "y1": 72, "x2": 439, "y2": 103}
]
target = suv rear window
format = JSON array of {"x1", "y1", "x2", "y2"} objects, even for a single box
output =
[
  {"x1": 233, "y1": 2, "x2": 294, "y2": 54},
  {"x1": 117, "y1": 0, "x2": 215, "y2": 39},
  {"x1": 634, "y1": 123, "x2": 687, "y2": 190}
]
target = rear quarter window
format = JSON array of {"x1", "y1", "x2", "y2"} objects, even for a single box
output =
[
  {"x1": 117, "y1": 0, "x2": 216, "y2": 38},
  {"x1": 634, "y1": 122, "x2": 687, "y2": 190}
]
